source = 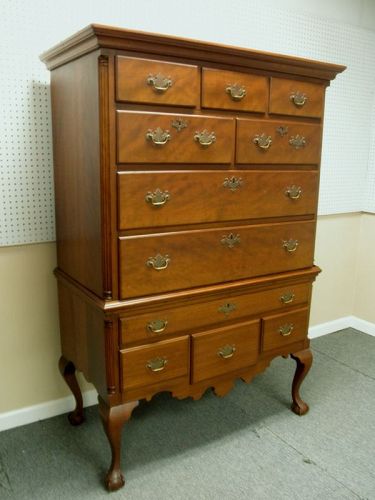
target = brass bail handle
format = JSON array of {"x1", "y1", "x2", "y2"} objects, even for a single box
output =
[
  {"x1": 145, "y1": 189, "x2": 170, "y2": 206},
  {"x1": 146, "y1": 127, "x2": 171, "y2": 146},
  {"x1": 285, "y1": 185, "x2": 302, "y2": 200},
  {"x1": 283, "y1": 239, "x2": 299, "y2": 253},
  {"x1": 194, "y1": 130, "x2": 216, "y2": 147},
  {"x1": 146, "y1": 254, "x2": 171, "y2": 270},
  {"x1": 280, "y1": 292, "x2": 295, "y2": 304},
  {"x1": 279, "y1": 324, "x2": 294, "y2": 337},
  {"x1": 146, "y1": 357, "x2": 168, "y2": 372},
  {"x1": 147, "y1": 73, "x2": 173, "y2": 92},
  {"x1": 290, "y1": 91, "x2": 307, "y2": 107},
  {"x1": 147, "y1": 319, "x2": 168, "y2": 334},
  {"x1": 253, "y1": 133, "x2": 272, "y2": 150},
  {"x1": 226, "y1": 83, "x2": 247, "y2": 101},
  {"x1": 218, "y1": 344, "x2": 236, "y2": 359}
]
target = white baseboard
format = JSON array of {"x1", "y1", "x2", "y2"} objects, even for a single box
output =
[
  {"x1": 0, "y1": 389, "x2": 98, "y2": 432},
  {"x1": 1, "y1": 315, "x2": 374, "y2": 432}
]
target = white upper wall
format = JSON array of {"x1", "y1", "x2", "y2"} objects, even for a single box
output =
[{"x1": 1, "y1": 0, "x2": 375, "y2": 245}]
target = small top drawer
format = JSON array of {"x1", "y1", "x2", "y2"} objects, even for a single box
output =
[
  {"x1": 270, "y1": 78, "x2": 325, "y2": 118},
  {"x1": 202, "y1": 68, "x2": 268, "y2": 113},
  {"x1": 116, "y1": 56, "x2": 199, "y2": 107}
]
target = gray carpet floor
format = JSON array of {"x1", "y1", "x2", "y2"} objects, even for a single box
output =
[{"x1": 1, "y1": 328, "x2": 374, "y2": 500}]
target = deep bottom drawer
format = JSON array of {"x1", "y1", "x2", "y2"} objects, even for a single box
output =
[
  {"x1": 120, "y1": 336, "x2": 189, "y2": 390},
  {"x1": 192, "y1": 320, "x2": 260, "y2": 383},
  {"x1": 262, "y1": 307, "x2": 309, "y2": 351}
]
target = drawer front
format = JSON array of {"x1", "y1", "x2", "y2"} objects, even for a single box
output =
[
  {"x1": 270, "y1": 78, "x2": 325, "y2": 118},
  {"x1": 192, "y1": 320, "x2": 260, "y2": 383},
  {"x1": 202, "y1": 68, "x2": 268, "y2": 112},
  {"x1": 118, "y1": 221, "x2": 315, "y2": 298},
  {"x1": 120, "y1": 336, "x2": 189, "y2": 390},
  {"x1": 116, "y1": 56, "x2": 199, "y2": 107},
  {"x1": 118, "y1": 170, "x2": 318, "y2": 230},
  {"x1": 262, "y1": 307, "x2": 309, "y2": 351},
  {"x1": 236, "y1": 119, "x2": 321, "y2": 164},
  {"x1": 120, "y1": 282, "x2": 311, "y2": 345},
  {"x1": 117, "y1": 111, "x2": 234, "y2": 164}
]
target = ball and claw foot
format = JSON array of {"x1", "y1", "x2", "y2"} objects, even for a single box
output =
[
  {"x1": 290, "y1": 348, "x2": 313, "y2": 416},
  {"x1": 105, "y1": 470, "x2": 125, "y2": 492}
]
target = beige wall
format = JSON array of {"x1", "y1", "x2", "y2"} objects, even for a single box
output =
[{"x1": 0, "y1": 212, "x2": 373, "y2": 413}]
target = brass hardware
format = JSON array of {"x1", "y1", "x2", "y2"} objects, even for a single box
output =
[
  {"x1": 276, "y1": 125, "x2": 289, "y2": 136},
  {"x1": 285, "y1": 185, "x2": 302, "y2": 200},
  {"x1": 147, "y1": 319, "x2": 168, "y2": 334},
  {"x1": 194, "y1": 130, "x2": 216, "y2": 147},
  {"x1": 225, "y1": 83, "x2": 247, "y2": 101},
  {"x1": 172, "y1": 118, "x2": 188, "y2": 131},
  {"x1": 279, "y1": 323, "x2": 294, "y2": 337},
  {"x1": 218, "y1": 303, "x2": 237, "y2": 315},
  {"x1": 223, "y1": 176, "x2": 243, "y2": 192},
  {"x1": 221, "y1": 233, "x2": 241, "y2": 248},
  {"x1": 146, "y1": 254, "x2": 170, "y2": 270},
  {"x1": 289, "y1": 135, "x2": 306, "y2": 149},
  {"x1": 146, "y1": 127, "x2": 171, "y2": 145},
  {"x1": 290, "y1": 91, "x2": 307, "y2": 107},
  {"x1": 253, "y1": 133, "x2": 272, "y2": 150},
  {"x1": 146, "y1": 357, "x2": 168, "y2": 372},
  {"x1": 282, "y1": 239, "x2": 299, "y2": 253},
  {"x1": 147, "y1": 73, "x2": 173, "y2": 92},
  {"x1": 218, "y1": 344, "x2": 236, "y2": 359},
  {"x1": 280, "y1": 292, "x2": 295, "y2": 304},
  {"x1": 145, "y1": 188, "x2": 170, "y2": 206}
]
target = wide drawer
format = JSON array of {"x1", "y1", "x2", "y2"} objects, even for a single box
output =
[
  {"x1": 120, "y1": 336, "x2": 189, "y2": 390},
  {"x1": 116, "y1": 56, "x2": 199, "y2": 107},
  {"x1": 117, "y1": 111, "x2": 234, "y2": 164},
  {"x1": 120, "y1": 282, "x2": 311, "y2": 346},
  {"x1": 192, "y1": 320, "x2": 260, "y2": 383},
  {"x1": 202, "y1": 68, "x2": 268, "y2": 112},
  {"x1": 117, "y1": 170, "x2": 318, "y2": 229},
  {"x1": 236, "y1": 119, "x2": 321, "y2": 164},
  {"x1": 262, "y1": 307, "x2": 309, "y2": 351},
  {"x1": 118, "y1": 220, "x2": 315, "y2": 298},
  {"x1": 269, "y1": 78, "x2": 325, "y2": 118}
]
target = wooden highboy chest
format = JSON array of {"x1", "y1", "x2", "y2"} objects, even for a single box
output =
[{"x1": 41, "y1": 25, "x2": 345, "y2": 490}]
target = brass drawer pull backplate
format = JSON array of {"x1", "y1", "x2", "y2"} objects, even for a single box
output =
[
  {"x1": 279, "y1": 323, "x2": 294, "y2": 337},
  {"x1": 146, "y1": 127, "x2": 171, "y2": 145},
  {"x1": 147, "y1": 319, "x2": 168, "y2": 334},
  {"x1": 223, "y1": 176, "x2": 243, "y2": 191},
  {"x1": 218, "y1": 303, "x2": 237, "y2": 315},
  {"x1": 253, "y1": 133, "x2": 272, "y2": 150},
  {"x1": 290, "y1": 91, "x2": 307, "y2": 107},
  {"x1": 146, "y1": 254, "x2": 170, "y2": 270},
  {"x1": 147, "y1": 73, "x2": 173, "y2": 92},
  {"x1": 280, "y1": 292, "x2": 295, "y2": 304},
  {"x1": 289, "y1": 135, "x2": 306, "y2": 149},
  {"x1": 221, "y1": 233, "x2": 241, "y2": 248},
  {"x1": 194, "y1": 130, "x2": 216, "y2": 147},
  {"x1": 283, "y1": 239, "x2": 299, "y2": 253},
  {"x1": 285, "y1": 185, "x2": 302, "y2": 200},
  {"x1": 145, "y1": 189, "x2": 170, "y2": 206},
  {"x1": 218, "y1": 344, "x2": 236, "y2": 359},
  {"x1": 146, "y1": 357, "x2": 168, "y2": 372},
  {"x1": 226, "y1": 83, "x2": 247, "y2": 101}
]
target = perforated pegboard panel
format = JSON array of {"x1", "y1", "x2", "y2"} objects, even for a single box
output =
[{"x1": 1, "y1": 0, "x2": 375, "y2": 246}]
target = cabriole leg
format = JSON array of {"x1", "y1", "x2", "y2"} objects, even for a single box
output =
[
  {"x1": 290, "y1": 348, "x2": 313, "y2": 416},
  {"x1": 58, "y1": 355, "x2": 85, "y2": 425},
  {"x1": 98, "y1": 397, "x2": 139, "y2": 491}
]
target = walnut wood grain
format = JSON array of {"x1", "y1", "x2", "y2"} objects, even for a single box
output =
[
  {"x1": 270, "y1": 78, "x2": 325, "y2": 118},
  {"x1": 118, "y1": 220, "x2": 316, "y2": 298},
  {"x1": 192, "y1": 320, "x2": 260, "y2": 383},
  {"x1": 51, "y1": 51, "x2": 103, "y2": 297},
  {"x1": 261, "y1": 307, "x2": 310, "y2": 351},
  {"x1": 202, "y1": 68, "x2": 268, "y2": 112},
  {"x1": 120, "y1": 336, "x2": 190, "y2": 390},
  {"x1": 117, "y1": 170, "x2": 319, "y2": 229},
  {"x1": 236, "y1": 118, "x2": 322, "y2": 164},
  {"x1": 116, "y1": 55, "x2": 199, "y2": 107},
  {"x1": 117, "y1": 111, "x2": 234, "y2": 164},
  {"x1": 120, "y1": 282, "x2": 311, "y2": 346}
]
